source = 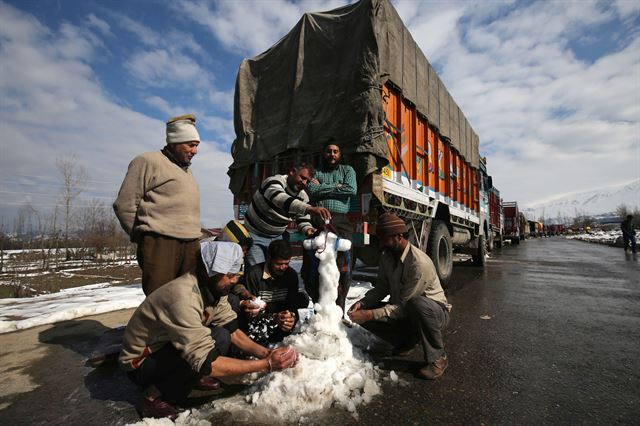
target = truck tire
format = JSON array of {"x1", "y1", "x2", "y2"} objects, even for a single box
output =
[
  {"x1": 427, "y1": 220, "x2": 453, "y2": 286},
  {"x1": 496, "y1": 232, "x2": 503, "y2": 249},
  {"x1": 511, "y1": 237, "x2": 520, "y2": 245},
  {"x1": 487, "y1": 231, "x2": 494, "y2": 252},
  {"x1": 472, "y1": 234, "x2": 487, "y2": 266}
]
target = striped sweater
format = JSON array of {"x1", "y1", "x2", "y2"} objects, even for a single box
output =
[{"x1": 244, "y1": 174, "x2": 313, "y2": 237}]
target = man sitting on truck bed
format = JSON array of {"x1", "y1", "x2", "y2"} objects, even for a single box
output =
[
  {"x1": 348, "y1": 213, "x2": 452, "y2": 380},
  {"x1": 304, "y1": 142, "x2": 357, "y2": 312},
  {"x1": 243, "y1": 163, "x2": 331, "y2": 266}
]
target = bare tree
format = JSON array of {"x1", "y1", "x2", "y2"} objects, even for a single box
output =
[
  {"x1": 616, "y1": 204, "x2": 629, "y2": 221},
  {"x1": 0, "y1": 217, "x2": 6, "y2": 273},
  {"x1": 56, "y1": 156, "x2": 88, "y2": 260}
]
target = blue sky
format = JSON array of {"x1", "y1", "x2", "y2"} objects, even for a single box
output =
[{"x1": 0, "y1": 0, "x2": 638, "y2": 229}]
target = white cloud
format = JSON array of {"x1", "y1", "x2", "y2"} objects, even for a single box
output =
[
  {"x1": 612, "y1": 0, "x2": 640, "y2": 20},
  {"x1": 114, "y1": 14, "x2": 160, "y2": 46},
  {"x1": 125, "y1": 48, "x2": 206, "y2": 87},
  {"x1": 174, "y1": 0, "x2": 349, "y2": 56},
  {"x1": 401, "y1": 0, "x2": 640, "y2": 205},
  {"x1": 207, "y1": 89, "x2": 234, "y2": 114},
  {"x1": 0, "y1": 2, "x2": 232, "y2": 227},
  {"x1": 87, "y1": 14, "x2": 111, "y2": 36}
]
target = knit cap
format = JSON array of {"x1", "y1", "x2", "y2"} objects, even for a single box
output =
[
  {"x1": 219, "y1": 220, "x2": 253, "y2": 248},
  {"x1": 376, "y1": 212, "x2": 409, "y2": 237},
  {"x1": 166, "y1": 114, "x2": 200, "y2": 144}
]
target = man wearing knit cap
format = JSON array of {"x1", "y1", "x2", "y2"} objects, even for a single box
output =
[
  {"x1": 120, "y1": 240, "x2": 298, "y2": 420},
  {"x1": 114, "y1": 114, "x2": 202, "y2": 295},
  {"x1": 348, "y1": 212, "x2": 452, "y2": 380}
]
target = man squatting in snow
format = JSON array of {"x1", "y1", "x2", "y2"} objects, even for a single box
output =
[
  {"x1": 113, "y1": 114, "x2": 202, "y2": 296},
  {"x1": 348, "y1": 212, "x2": 452, "y2": 380},
  {"x1": 119, "y1": 240, "x2": 298, "y2": 420}
]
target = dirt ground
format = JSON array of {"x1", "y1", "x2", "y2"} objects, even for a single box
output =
[
  {"x1": 0, "y1": 264, "x2": 141, "y2": 298},
  {"x1": 0, "y1": 309, "x2": 138, "y2": 422}
]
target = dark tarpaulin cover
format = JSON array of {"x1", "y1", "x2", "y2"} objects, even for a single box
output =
[{"x1": 229, "y1": 0, "x2": 479, "y2": 194}]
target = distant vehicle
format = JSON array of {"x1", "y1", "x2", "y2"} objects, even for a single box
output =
[
  {"x1": 228, "y1": 0, "x2": 488, "y2": 286},
  {"x1": 549, "y1": 224, "x2": 565, "y2": 235},
  {"x1": 503, "y1": 202, "x2": 520, "y2": 244},
  {"x1": 528, "y1": 220, "x2": 544, "y2": 238},
  {"x1": 479, "y1": 157, "x2": 503, "y2": 251}
]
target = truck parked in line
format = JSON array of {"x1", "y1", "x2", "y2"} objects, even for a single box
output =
[
  {"x1": 479, "y1": 157, "x2": 503, "y2": 251},
  {"x1": 503, "y1": 202, "x2": 520, "y2": 244},
  {"x1": 528, "y1": 220, "x2": 544, "y2": 237},
  {"x1": 228, "y1": 0, "x2": 488, "y2": 286}
]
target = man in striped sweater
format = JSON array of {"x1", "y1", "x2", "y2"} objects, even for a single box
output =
[{"x1": 243, "y1": 163, "x2": 331, "y2": 266}]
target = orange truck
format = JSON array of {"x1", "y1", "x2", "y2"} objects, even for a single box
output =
[{"x1": 228, "y1": 0, "x2": 488, "y2": 286}]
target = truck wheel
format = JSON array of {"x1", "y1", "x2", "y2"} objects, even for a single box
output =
[
  {"x1": 487, "y1": 231, "x2": 494, "y2": 252},
  {"x1": 472, "y1": 234, "x2": 487, "y2": 266},
  {"x1": 427, "y1": 220, "x2": 453, "y2": 286},
  {"x1": 496, "y1": 232, "x2": 503, "y2": 249}
]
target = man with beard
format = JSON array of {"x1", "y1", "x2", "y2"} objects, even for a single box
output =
[
  {"x1": 232, "y1": 240, "x2": 310, "y2": 346},
  {"x1": 120, "y1": 241, "x2": 299, "y2": 419},
  {"x1": 348, "y1": 213, "x2": 452, "y2": 380},
  {"x1": 243, "y1": 163, "x2": 331, "y2": 267},
  {"x1": 113, "y1": 114, "x2": 202, "y2": 295},
  {"x1": 304, "y1": 142, "x2": 357, "y2": 311}
]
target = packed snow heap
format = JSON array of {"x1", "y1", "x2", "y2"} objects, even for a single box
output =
[{"x1": 211, "y1": 230, "x2": 382, "y2": 421}]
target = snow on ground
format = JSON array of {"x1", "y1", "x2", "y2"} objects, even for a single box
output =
[
  {"x1": 0, "y1": 242, "x2": 397, "y2": 424},
  {"x1": 0, "y1": 283, "x2": 145, "y2": 334},
  {"x1": 0, "y1": 257, "x2": 375, "y2": 334},
  {"x1": 565, "y1": 230, "x2": 627, "y2": 245}
]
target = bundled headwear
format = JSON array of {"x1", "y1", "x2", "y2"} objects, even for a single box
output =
[
  {"x1": 166, "y1": 114, "x2": 200, "y2": 144},
  {"x1": 219, "y1": 220, "x2": 253, "y2": 248},
  {"x1": 376, "y1": 212, "x2": 409, "y2": 237},
  {"x1": 199, "y1": 240, "x2": 243, "y2": 277}
]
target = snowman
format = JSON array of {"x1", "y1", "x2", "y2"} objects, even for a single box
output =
[{"x1": 303, "y1": 229, "x2": 352, "y2": 323}]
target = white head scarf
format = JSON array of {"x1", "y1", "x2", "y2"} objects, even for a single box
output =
[{"x1": 199, "y1": 240, "x2": 243, "y2": 277}]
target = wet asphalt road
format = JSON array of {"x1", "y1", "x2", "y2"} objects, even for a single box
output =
[{"x1": 1, "y1": 237, "x2": 638, "y2": 425}]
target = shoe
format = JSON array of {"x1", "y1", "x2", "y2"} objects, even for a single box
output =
[
  {"x1": 418, "y1": 355, "x2": 448, "y2": 380},
  {"x1": 392, "y1": 343, "x2": 417, "y2": 356},
  {"x1": 137, "y1": 397, "x2": 179, "y2": 420},
  {"x1": 195, "y1": 376, "x2": 221, "y2": 391}
]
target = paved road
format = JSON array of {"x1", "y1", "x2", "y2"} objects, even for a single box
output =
[{"x1": 1, "y1": 237, "x2": 638, "y2": 425}]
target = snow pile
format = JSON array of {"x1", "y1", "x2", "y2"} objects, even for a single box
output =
[
  {"x1": 566, "y1": 230, "x2": 625, "y2": 245},
  {"x1": 210, "y1": 231, "x2": 384, "y2": 422},
  {"x1": 0, "y1": 283, "x2": 144, "y2": 333}
]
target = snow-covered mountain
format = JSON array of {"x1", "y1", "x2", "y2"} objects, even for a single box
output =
[{"x1": 522, "y1": 179, "x2": 639, "y2": 223}]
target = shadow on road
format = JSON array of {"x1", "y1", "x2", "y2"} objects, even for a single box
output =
[{"x1": 37, "y1": 319, "x2": 140, "y2": 407}]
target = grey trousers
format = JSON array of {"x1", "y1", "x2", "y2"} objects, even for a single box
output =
[{"x1": 362, "y1": 296, "x2": 450, "y2": 364}]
